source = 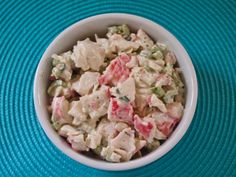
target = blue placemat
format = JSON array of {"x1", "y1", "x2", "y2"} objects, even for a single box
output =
[{"x1": 0, "y1": 0, "x2": 236, "y2": 176}]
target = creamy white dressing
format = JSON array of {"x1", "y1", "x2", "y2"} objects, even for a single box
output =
[
  {"x1": 71, "y1": 38, "x2": 105, "y2": 71},
  {"x1": 72, "y1": 71, "x2": 100, "y2": 96},
  {"x1": 47, "y1": 25, "x2": 185, "y2": 162}
]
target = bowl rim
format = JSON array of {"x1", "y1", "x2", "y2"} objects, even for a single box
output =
[{"x1": 34, "y1": 13, "x2": 198, "y2": 171}]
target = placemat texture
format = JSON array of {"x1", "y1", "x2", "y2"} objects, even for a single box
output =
[{"x1": 0, "y1": 0, "x2": 236, "y2": 176}]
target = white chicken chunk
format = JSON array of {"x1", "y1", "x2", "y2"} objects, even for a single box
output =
[
  {"x1": 101, "y1": 129, "x2": 146, "y2": 162},
  {"x1": 71, "y1": 38, "x2": 105, "y2": 71},
  {"x1": 126, "y1": 56, "x2": 138, "y2": 68},
  {"x1": 109, "y1": 34, "x2": 140, "y2": 52},
  {"x1": 166, "y1": 102, "x2": 184, "y2": 118},
  {"x1": 68, "y1": 101, "x2": 87, "y2": 126},
  {"x1": 165, "y1": 52, "x2": 177, "y2": 65},
  {"x1": 80, "y1": 86, "x2": 110, "y2": 120},
  {"x1": 115, "y1": 122, "x2": 129, "y2": 132},
  {"x1": 67, "y1": 134, "x2": 89, "y2": 151},
  {"x1": 77, "y1": 119, "x2": 97, "y2": 133},
  {"x1": 111, "y1": 77, "x2": 136, "y2": 102},
  {"x1": 101, "y1": 146, "x2": 122, "y2": 162},
  {"x1": 95, "y1": 35, "x2": 115, "y2": 58},
  {"x1": 135, "y1": 29, "x2": 154, "y2": 49},
  {"x1": 138, "y1": 55, "x2": 163, "y2": 72},
  {"x1": 112, "y1": 148, "x2": 132, "y2": 162},
  {"x1": 136, "y1": 87, "x2": 152, "y2": 95},
  {"x1": 155, "y1": 74, "x2": 173, "y2": 87},
  {"x1": 58, "y1": 125, "x2": 79, "y2": 137},
  {"x1": 149, "y1": 94, "x2": 167, "y2": 113},
  {"x1": 109, "y1": 128, "x2": 136, "y2": 154},
  {"x1": 102, "y1": 128, "x2": 136, "y2": 162},
  {"x1": 72, "y1": 72, "x2": 100, "y2": 96},
  {"x1": 86, "y1": 130, "x2": 102, "y2": 149},
  {"x1": 97, "y1": 118, "x2": 117, "y2": 140},
  {"x1": 96, "y1": 34, "x2": 140, "y2": 57},
  {"x1": 131, "y1": 67, "x2": 158, "y2": 86},
  {"x1": 135, "y1": 93, "x2": 149, "y2": 112}
]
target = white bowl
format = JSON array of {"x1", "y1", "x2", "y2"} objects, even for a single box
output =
[{"x1": 34, "y1": 13, "x2": 198, "y2": 171}]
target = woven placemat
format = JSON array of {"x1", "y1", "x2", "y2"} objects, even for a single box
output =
[{"x1": 0, "y1": 0, "x2": 236, "y2": 176}]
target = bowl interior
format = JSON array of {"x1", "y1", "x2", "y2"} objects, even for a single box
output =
[{"x1": 34, "y1": 13, "x2": 197, "y2": 171}]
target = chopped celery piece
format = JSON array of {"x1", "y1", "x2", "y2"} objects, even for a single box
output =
[
  {"x1": 52, "y1": 119, "x2": 61, "y2": 130},
  {"x1": 108, "y1": 26, "x2": 118, "y2": 34},
  {"x1": 116, "y1": 88, "x2": 121, "y2": 94},
  {"x1": 151, "y1": 86, "x2": 165, "y2": 97},
  {"x1": 52, "y1": 58, "x2": 60, "y2": 66},
  {"x1": 52, "y1": 67, "x2": 62, "y2": 78},
  {"x1": 144, "y1": 66, "x2": 155, "y2": 73},
  {"x1": 52, "y1": 63, "x2": 66, "y2": 79},
  {"x1": 140, "y1": 50, "x2": 152, "y2": 58},
  {"x1": 140, "y1": 47, "x2": 164, "y2": 60},
  {"x1": 172, "y1": 72, "x2": 184, "y2": 87},
  {"x1": 146, "y1": 140, "x2": 160, "y2": 151},
  {"x1": 163, "y1": 63, "x2": 173, "y2": 75},
  {"x1": 119, "y1": 96, "x2": 130, "y2": 103},
  {"x1": 93, "y1": 146, "x2": 102, "y2": 156},
  {"x1": 163, "y1": 89, "x2": 178, "y2": 103},
  {"x1": 107, "y1": 24, "x2": 130, "y2": 39},
  {"x1": 47, "y1": 80, "x2": 67, "y2": 96},
  {"x1": 120, "y1": 24, "x2": 130, "y2": 38},
  {"x1": 152, "y1": 50, "x2": 163, "y2": 60},
  {"x1": 150, "y1": 45, "x2": 159, "y2": 53}
]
